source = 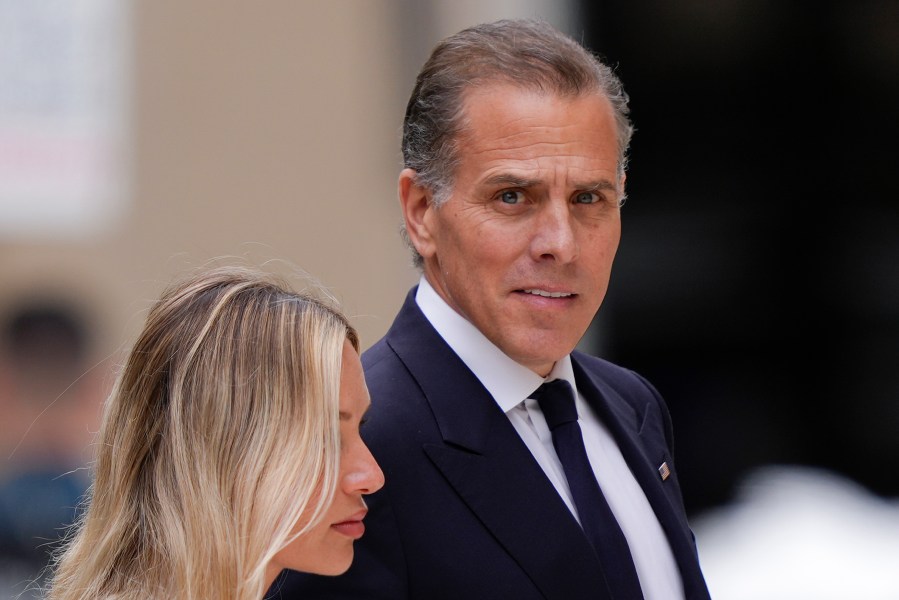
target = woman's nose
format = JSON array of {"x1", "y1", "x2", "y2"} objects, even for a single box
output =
[{"x1": 345, "y1": 441, "x2": 385, "y2": 495}]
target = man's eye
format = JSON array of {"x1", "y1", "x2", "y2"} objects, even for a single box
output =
[
  {"x1": 499, "y1": 190, "x2": 523, "y2": 204},
  {"x1": 574, "y1": 191, "x2": 599, "y2": 204}
]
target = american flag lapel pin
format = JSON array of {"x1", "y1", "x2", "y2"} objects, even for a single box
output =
[{"x1": 658, "y1": 462, "x2": 671, "y2": 481}]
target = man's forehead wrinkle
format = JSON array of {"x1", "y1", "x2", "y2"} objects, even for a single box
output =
[
  {"x1": 466, "y1": 141, "x2": 615, "y2": 162},
  {"x1": 475, "y1": 125, "x2": 595, "y2": 148}
]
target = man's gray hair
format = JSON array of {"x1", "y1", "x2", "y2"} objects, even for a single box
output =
[{"x1": 401, "y1": 18, "x2": 635, "y2": 267}]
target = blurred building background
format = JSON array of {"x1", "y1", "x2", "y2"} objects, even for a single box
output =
[{"x1": 1, "y1": 0, "x2": 896, "y2": 598}]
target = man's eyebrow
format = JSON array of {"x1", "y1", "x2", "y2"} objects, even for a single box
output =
[
  {"x1": 481, "y1": 174, "x2": 618, "y2": 192},
  {"x1": 580, "y1": 180, "x2": 618, "y2": 192},
  {"x1": 481, "y1": 174, "x2": 540, "y2": 188}
]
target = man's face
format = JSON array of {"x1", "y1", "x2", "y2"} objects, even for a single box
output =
[{"x1": 415, "y1": 84, "x2": 622, "y2": 376}]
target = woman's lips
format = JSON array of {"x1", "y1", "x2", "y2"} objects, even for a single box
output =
[{"x1": 331, "y1": 511, "x2": 367, "y2": 539}]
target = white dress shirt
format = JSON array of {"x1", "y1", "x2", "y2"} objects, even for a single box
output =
[{"x1": 416, "y1": 277, "x2": 685, "y2": 600}]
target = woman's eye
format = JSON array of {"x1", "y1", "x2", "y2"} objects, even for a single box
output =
[
  {"x1": 499, "y1": 190, "x2": 523, "y2": 204},
  {"x1": 574, "y1": 191, "x2": 599, "y2": 204}
]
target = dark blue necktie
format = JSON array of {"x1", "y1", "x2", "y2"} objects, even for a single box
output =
[{"x1": 532, "y1": 379, "x2": 644, "y2": 599}]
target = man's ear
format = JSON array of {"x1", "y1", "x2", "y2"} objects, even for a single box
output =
[{"x1": 398, "y1": 168, "x2": 437, "y2": 259}]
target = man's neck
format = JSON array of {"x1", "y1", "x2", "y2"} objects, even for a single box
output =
[{"x1": 414, "y1": 276, "x2": 575, "y2": 410}]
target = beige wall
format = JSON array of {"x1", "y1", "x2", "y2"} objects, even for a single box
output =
[
  {"x1": 0, "y1": 0, "x2": 574, "y2": 364},
  {"x1": 2, "y1": 2, "x2": 417, "y2": 368}
]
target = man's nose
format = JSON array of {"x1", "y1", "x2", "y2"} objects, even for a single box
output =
[{"x1": 530, "y1": 199, "x2": 578, "y2": 263}]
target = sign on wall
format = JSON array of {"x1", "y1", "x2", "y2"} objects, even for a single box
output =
[{"x1": 0, "y1": 0, "x2": 130, "y2": 239}]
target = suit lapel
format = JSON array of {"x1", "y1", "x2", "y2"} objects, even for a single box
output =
[
  {"x1": 572, "y1": 356, "x2": 709, "y2": 599},
  {"x1": 385, "y1": 295, "x2": 611, "y2": 600}
]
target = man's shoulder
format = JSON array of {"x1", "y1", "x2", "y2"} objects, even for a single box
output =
[
  {"x1": 572, "y1": 350, "x2": 638, "y2": 382},
  {"x1": 361, "y1": 335, "x2": 394, "y2": 372},
  {"x1": 360, "y1": 335, "x2": 410, "y2": 384},
  {"x1": 360, "y1": 335, "x2": 421, "y2": 405},
  {"x1": 359, "y1": 287, "x2": 427, "y2": 377},
  {"x1": 572, "y1": 350, "x2": 664, "y2": 405},
  {"x1": 357, "y1": 335, "x2": 440, "y2": 459}
]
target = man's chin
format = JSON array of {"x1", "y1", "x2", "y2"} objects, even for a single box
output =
[{"x1": 506, "y1": 345, "x2": 577, "y2": 377}]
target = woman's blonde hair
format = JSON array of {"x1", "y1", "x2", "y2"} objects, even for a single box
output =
[{"x1": 47, "y1": 266, "x2": 358, "y2": 600}]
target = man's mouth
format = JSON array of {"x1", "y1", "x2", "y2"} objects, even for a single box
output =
[{"x1": 520, "y1": 289, "x2": 575, "y2": 298}]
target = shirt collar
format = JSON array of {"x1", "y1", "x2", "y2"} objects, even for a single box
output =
[{"x1": 415, "y1": 276, "x2": 578, "y2": 411}]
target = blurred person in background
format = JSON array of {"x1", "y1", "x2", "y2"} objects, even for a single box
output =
[
  {"x1": 46, "y1": 266, "x2": 383, "y2": 600},
  {"x1": 277, "y1": 18, "x2": 710, "y2": 600},
  {"x1": 0, "y1": 301, "x2": 101, "y2": 593}
]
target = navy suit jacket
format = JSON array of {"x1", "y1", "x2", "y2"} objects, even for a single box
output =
[{"x1": 272, "y1": 289, "x2": 710, "y2": 599}]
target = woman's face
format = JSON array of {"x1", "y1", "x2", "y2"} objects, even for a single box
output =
[{"x1": 267, "y1": 340, "x2": 384, "y2": 583}]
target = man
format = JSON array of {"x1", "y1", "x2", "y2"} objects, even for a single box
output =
[{"x1": 275, "y1": 18, "x2": 710, "y2": 600}]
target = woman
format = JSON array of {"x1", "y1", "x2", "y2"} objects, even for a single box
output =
[{"x1": 47, "y1": 266, "x2": 384, "y2": 599}]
